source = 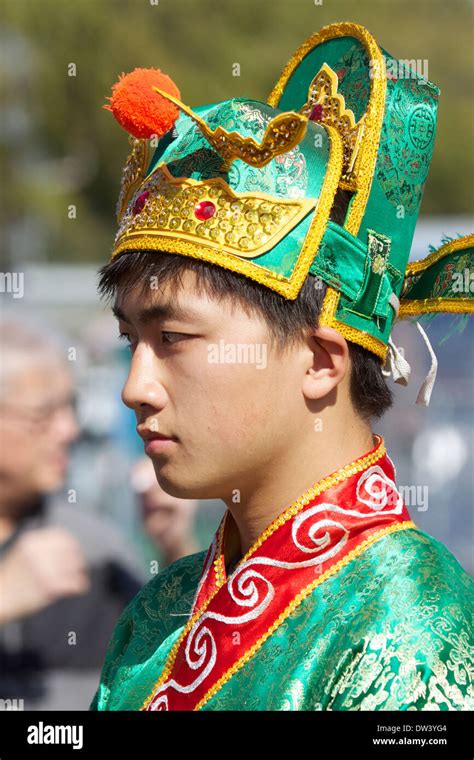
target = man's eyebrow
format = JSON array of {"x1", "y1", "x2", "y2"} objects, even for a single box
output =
[
  {"x1": 112, "y1": 301, "x2": 203, "y2": 325},
  {"x1": 112, "y1": 303, "x2": 129, "y2": 322}
]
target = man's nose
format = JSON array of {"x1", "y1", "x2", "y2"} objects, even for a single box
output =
[{"x1": 121, "y1": 343, "x2": 168, "y2": 413}]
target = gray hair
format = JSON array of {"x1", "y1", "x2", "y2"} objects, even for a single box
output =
[{"x1": 0, "y1": 318, "x2": 69, "y2": 400}]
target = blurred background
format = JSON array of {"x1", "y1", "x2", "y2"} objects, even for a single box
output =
[{"x1": 0, "y1": 0, "x2": 472, "y2": 710}]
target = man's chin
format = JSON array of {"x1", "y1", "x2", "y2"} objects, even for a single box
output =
[
  {"x1": 155, "y1": 476, "x2": 194, "y2": 500},
  {"x1": 152, "y1": 468, "x2": 212, "y2": 501},
  {"x1": 151, "y1": 453, "x2": 233, "y2": 500}
]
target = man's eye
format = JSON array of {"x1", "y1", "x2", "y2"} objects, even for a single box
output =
[
  {"x1": 117, "y1": 332, "x2": 135, "y2": 348},
  {"x1": 161, "y1": 331, "x2": 187, "y2": 345}
]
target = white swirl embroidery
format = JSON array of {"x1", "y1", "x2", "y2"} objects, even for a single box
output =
[
  {"x1": 150, "y1": 626, "x2": 218, "y2": 705},
  {"x1": 356, "y1": 466, "x2": 403, "y2": 513},
  {"x1": 149, "y1": 694, "x2": 168, "y2": 711},
  {"x1": 149, "y1": 570, "x2": 274, "y2": 705}
]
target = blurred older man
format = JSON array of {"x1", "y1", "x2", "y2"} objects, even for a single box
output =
[{"x1": 0, "y1": 319, "x2": 147, "y2": 710}]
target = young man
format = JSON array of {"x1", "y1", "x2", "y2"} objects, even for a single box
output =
[{"x1": 91, "y1": 22, "x2": 473, "y2": 711}]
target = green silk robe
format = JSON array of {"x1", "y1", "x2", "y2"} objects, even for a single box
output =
[{"x1": 90, "y1": 526, "x2": 473, "y2": 710}]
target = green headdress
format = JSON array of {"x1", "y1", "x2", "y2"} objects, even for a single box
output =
[{"x1": 105, "y1": 21, "x2": 473, "y2": 372}]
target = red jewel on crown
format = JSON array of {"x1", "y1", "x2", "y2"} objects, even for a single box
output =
[
  {"x1": 194, "y1": 200, "x2": 216, "y2": 220},
  {"x1": 309, "y1": 104, "x2": 324, "y2": 121},
  {"x1": 133, "y1": 190, "x2": 150, "y2": 215}
]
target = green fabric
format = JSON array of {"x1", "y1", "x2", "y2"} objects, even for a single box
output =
[
  {"x1": 310, "y1": 221, "x2": 404, "y2": 325},
  {"x1": 90, "y1": 528, "x2": 473, "y2": 711}
]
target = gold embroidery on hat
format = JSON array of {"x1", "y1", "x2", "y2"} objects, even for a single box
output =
[
  {"x1": 299, "y1": 63, "x2": 365, "y2": 184},
  {"x1": 114, "y1": 164, "x2": 317, "y2": 259},
  {"x1": 116, "y1": 136, "x2": 151, "y2": 223},
  {"x1": 153, "y1": 86, "x2": 310, "y2": 172},
  {"x1": 267, "y1": 21, "x2": 387, "y2": 237}
]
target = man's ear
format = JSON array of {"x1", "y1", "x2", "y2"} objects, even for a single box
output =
[{"x1": 301, "y1": 326, "x2": 350, "y2": 401}]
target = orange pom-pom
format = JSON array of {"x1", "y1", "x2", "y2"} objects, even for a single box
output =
[{"x1": 104, "y1": 68, "x2": 181, "y2": 139}]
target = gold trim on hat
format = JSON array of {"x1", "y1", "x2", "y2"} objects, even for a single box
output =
[
  {"x1": 113, "y1": 164, "x2": 318, "y2": 260},
  {"x1": 319, "y1": 285, "x2": 388, "y2": 360}
]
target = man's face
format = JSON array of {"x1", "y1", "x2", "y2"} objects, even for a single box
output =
[
  {"x1": 0, "y1": 362, "x2": 79, "y2": 501},
  {"x1": 115, "y1": 270, "x2": 309, "y2": 502}
]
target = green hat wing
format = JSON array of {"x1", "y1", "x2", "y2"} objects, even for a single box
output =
[{"x1": 399, "y1": 235, "x2": 474, "y2": 316}]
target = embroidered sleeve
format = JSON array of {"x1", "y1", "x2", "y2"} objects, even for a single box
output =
[{"x1": 326, "y1": 624, "x2": 473, "y2": 711}]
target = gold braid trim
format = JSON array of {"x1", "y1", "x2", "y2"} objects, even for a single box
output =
[
  {"x1": 213, "y1": 514, "x2": 227, "y2": 588},
  {"x1": 196, "y1": 519, "x2": 417, "y2": 710},
  {"x1": 399, "y1": 298, "x2": 474, "y2": 317},
  {"x1": 403, "y1": 234, "x2": 474, "y2": 276},
  {"x1": 140, "y1": 435, "x2": 388, "y2": 710},
  {"x1": 318, "y1": 286, "x2": 389, "y2": 360}
]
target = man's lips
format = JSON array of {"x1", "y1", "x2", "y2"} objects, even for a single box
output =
[
  {"x1": 136, "y1": 426, "x2": 178, "y2": 455},
  {"x1": 136, "y1": 426, "x2": 178, "y2": 442}
]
